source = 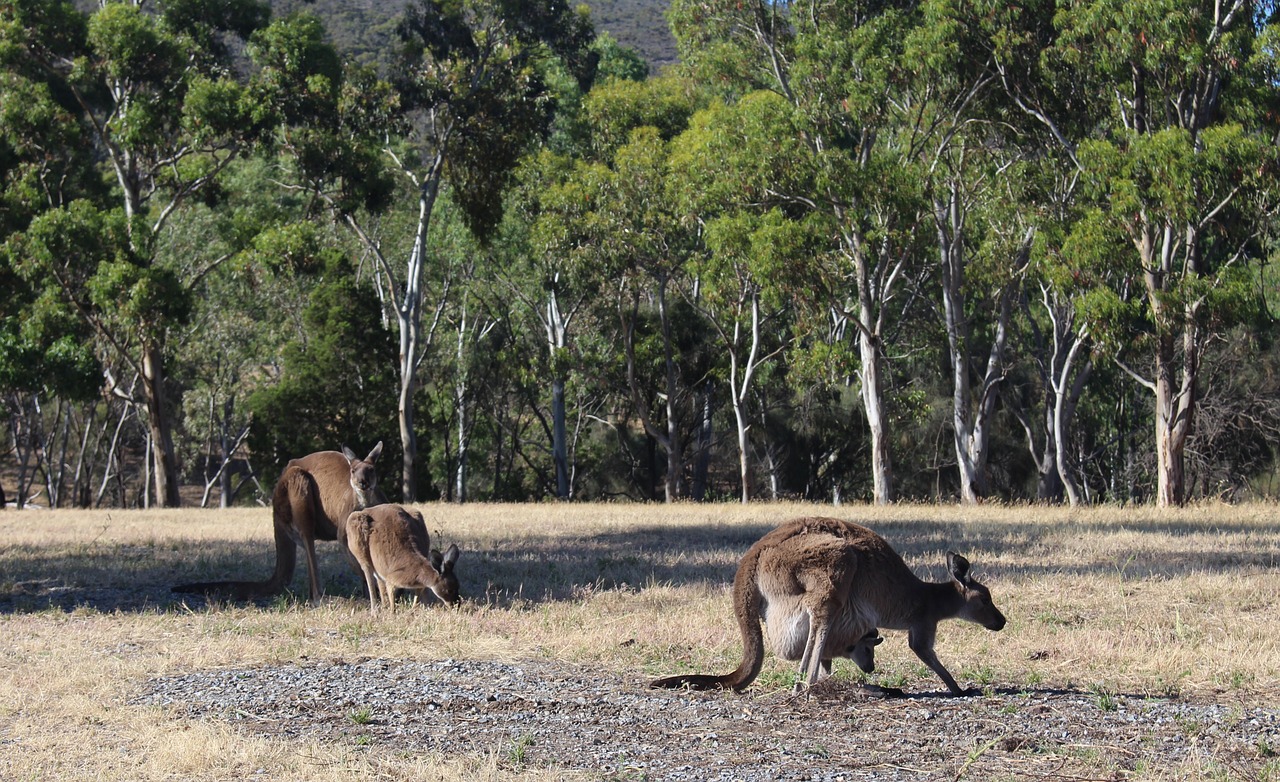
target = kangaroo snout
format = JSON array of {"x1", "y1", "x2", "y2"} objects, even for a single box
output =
[{"x1": 985, "y1": 611, "x2": 1007, "y2": 632}]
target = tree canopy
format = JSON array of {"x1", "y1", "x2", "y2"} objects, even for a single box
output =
[{"x1": 2, "y1": 0, "x2": 1278, "y2": 509}]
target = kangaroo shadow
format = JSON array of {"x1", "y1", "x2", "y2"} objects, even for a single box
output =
[
  {"x1": 814, "y1": 681, "x2": 1161, "y2": 703},
  {"x1": 0, "y1": 537, "x2": 372, "y2": 615},
  {"x1": 462, "y1": 522, "x2": 772, "y2": 607}
]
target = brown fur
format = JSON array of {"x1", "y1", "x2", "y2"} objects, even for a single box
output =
[
  {"x1": 173, "y1": 443, "x2": 385, "y2": 602},
  {"x1": 344, "y1": 503, "x2": 460, "y2": 612},
  {"x1": 651, "y1": 516, "x2": 1006, "y2": 696}
]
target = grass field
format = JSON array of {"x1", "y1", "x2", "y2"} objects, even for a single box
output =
[{"x1": 0, "y1": 501, "x2": 1277, "y2": 780}]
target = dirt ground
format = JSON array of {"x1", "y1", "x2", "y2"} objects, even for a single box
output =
[{"x1": 139, "y1": 655, "x2": 1280, "y2": 781}]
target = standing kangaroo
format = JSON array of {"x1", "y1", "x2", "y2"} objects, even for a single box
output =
[
  {"x1": 345, "y1": 503, "x2": 461, "y2": 611},
  {"x1": 651, "y1": 516, "x2": 1006, "y2": 696},
  {"x1": 173, "y1": 443, "x2": 385, "y2": 602}
]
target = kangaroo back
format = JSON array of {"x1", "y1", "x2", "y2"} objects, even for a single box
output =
[{"x1": 346, "y1": 504, "x2": 461, "y2": 611}]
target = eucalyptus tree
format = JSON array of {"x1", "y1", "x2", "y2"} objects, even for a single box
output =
[
  {"x1": 669, "y1": 0, "x2": 934, "y2": 504},
  {"x1": 1016, "y1": 257, "x2": 1097, "y2": 505},
  {"x1": 1039, "y1": 0, "x2": 1279, "y2": 506},
  {"x1": 0, "y1": 0, "x2": 273, "y2": 506},
  {"x1": 504, "y1": 150, "x2": 600, "y2": 499},
  {"x1": 591, "y1": 126, "x2": 704, "y2": 503},
  {"x1": 690, "y1": 210, "x2": 806, "y2": 502},
  {"x1": 1, "y1": 42, "x2": 102, "y2": 508},
  {"x1": 254, "y1": 1, "x2": 595, "y2": 501},
  {"x1": 888, "y1": 0, "x2": 1072, "y2": 503},
  {"x1": 502, "y1": 73, "x2": 699, "y2": 500},
  {"x1": 669, "y1": 93, "x2": 820, "y2": 502},
  {"x1": 172, "y1": 167, "x2": 322, "y2": 508}
]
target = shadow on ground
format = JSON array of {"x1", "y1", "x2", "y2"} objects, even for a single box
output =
[{"x1": 0, "y1": 511, "x2": 1274, "y2": 615}]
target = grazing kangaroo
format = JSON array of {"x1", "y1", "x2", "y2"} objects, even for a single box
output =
[
  {"x1": 651, "y1": 516, "x2": 1005, "y2": 696},
  {"x1": 345, "y1": 503, "x2": 460, "y2": 611},
  {"x1": 173, "y1": 443, "x2": 385, "y2": 602}
]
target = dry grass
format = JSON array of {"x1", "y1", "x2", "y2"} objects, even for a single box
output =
[{"x1": 1, "y1": 501, "x2": 1278, "y2": 780}]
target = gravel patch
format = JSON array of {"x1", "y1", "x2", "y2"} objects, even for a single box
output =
[{"x1": 137, "y1": 657, "x2": 1280, "y2": 780}]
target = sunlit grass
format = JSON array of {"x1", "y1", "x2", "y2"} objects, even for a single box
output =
[{"x1": 0, "y1": 501, "x2": 1277, "y2": 779}]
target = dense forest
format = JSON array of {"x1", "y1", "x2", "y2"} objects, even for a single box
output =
[{"x1": 2, "y1": 0, "x2": 1279, "y2": 510}]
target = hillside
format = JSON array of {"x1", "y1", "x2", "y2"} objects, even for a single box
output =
[
  {"x1": 579, "y1": 0, "x2": 678, "y2": 72},
  {"x1": 268, "y1": 0, "x2": 678, "y2": 73}
]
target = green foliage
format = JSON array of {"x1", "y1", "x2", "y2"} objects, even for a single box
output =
[
  {"x1": 699, "y1": 209, "x2": 823, "y2": 310},
  {"x1": 668, "y1": 91, "x2": 810, "y2": 213},
  {"x1": 248, "y1": 17, "x2": 397, "y2": 216},
  {"x1": 592, "y1": 32, "x2": 649, "y2": 83},
  {"x1": 182, "y1": 75, "x2": 254, "y2": 144},
  {"x1": 667, "y1": 0, "x2": 780, "y2": 98},
  {"x1": 0, "y1": 0, "x2": 87, "y2": 70},
  {"x1": 248, "y1": 13, "x2": 343, "y2": 127},
  {"x1": 246, "y1": 253, "x2": 400, "y2": 486},
  {"x1": 87, "y1": 3, "x2": 180, "y2": 85},
  {"x1": 391, "y1": 0, "x2": 597, "y2": 239},
  {"x1": 163, "y1": 0, "x2": 271, "y2": 53},
  {"x1": 584, "y1": 75, "x2": 699, "y2": 161}
]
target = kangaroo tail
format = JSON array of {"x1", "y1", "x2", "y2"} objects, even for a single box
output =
[
  {"x1": 720, "y1": 542, "x2": 767, "y2": 691},
  {"x1": 651, "y1": 542, "x2": 767, "y2": 694},
  {"x1": 171, "y1": 469, "x2": 308, "y2": 600}
]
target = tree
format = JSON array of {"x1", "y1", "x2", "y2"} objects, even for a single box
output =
[
  {"x1": 496, "y1": 69, "x2": 698, "y2": 501},
  {"x1": 669, "y1": 0, "x2": 933, "y2": 504},
  {"x1": 164, "y1": 153, "x2": 311, "y2": 508},
  {"x1": 1051, "y1": 0, "x2": 1280, "y2": 506},
  {"x1": 670, "y1": 93, "x2": 819, "y2": 501},
  {"x1": 1, "y1": 0, "x2": 272, "y2": 506},
  {"x1": 689, "y1": 210, "x2": 801, "y2": 502},
  {"x1": 0, "y1": 45, "x2": 104, "y2": 510},
  {"x1": 258, "y1": 0, "x2": 596, "y2": 501},
  {"x1": 246, "y1": 250, "x2": 400, "y2": 496},
  {"x1": 505, "y1": 150, "x2": 600, "y2": 499}
]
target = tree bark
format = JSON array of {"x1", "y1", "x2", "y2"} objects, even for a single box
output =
[
  {"x1": 551, "y1": 376, "x2": 569, "y2": 499},
  {"x1": 859, "y1": 327, "x2": 894, "y2": 505},
  {"x1": 546, "y1": 284, "x2": 572, "y2": 499},
  {"x1": 691, "y1": 382, "x2": 714, "y2": 501},
  {"x1": 141, "y1": 344, "x2": 181, "y2": 507}
]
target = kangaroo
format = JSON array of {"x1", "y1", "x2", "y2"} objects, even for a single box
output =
[
  {"x1": 651, "y1": 516, "x2": 1005, "y2": 696},
  {"x1": 344, "y1": 503, "x2": 460, "y2": 612},
  {"x1": 831, "y1": 628, "x2": 883, "y2": 678},
  {"x1": 173, "y1": 442, "x2": 385, "y2": 602}
]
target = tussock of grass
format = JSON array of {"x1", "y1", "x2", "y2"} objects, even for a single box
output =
[{"x1": 1, "y1": 501, "x2": 1278, "y2": 779}]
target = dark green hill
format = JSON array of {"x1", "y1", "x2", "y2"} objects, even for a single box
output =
[{"x1": 268, "y1": 0, "x2": 676, "y2": 73}]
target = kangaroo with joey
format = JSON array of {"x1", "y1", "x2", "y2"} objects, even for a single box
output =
[
  {"x1": 345, "y1": 503, "x2": 460, "y2": 612},
  {"x1": 173, "y1": 442, "x2": 385, "y2": 602},
  {"x1": 651, "y1": 516, "x2": 1005, "y2": 696}
]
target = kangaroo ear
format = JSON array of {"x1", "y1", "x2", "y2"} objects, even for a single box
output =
[
  {"x1": 341, "y1": 445, "x2": 357, "y2": 463},
  {"x1": 366, "y1": 441, "x2": 383, "y2": 463},
  {"x1": 947, "y1": 551, "x2": 971, "y2": 584},
  {"x1": 441, "y1": 543, "x2": 460, "y2": 571}
]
